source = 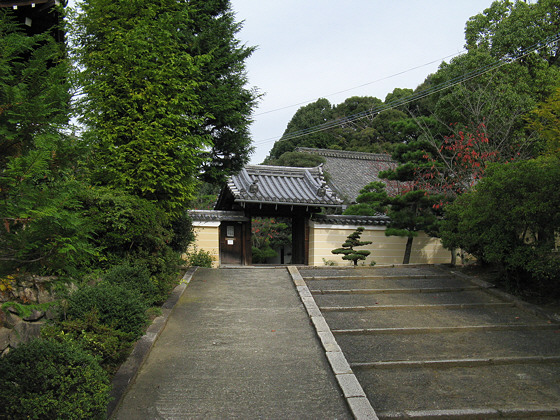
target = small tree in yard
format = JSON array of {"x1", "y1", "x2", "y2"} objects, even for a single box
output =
[{"x1": 332, "y1": 227, "x2": 373, "y2": 266}]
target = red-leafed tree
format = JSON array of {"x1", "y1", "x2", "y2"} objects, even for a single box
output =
[{"x1": 414, "y1": 123, "x2": 502, "y2": 202}]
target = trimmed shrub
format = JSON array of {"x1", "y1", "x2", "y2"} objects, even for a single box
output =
[
  {"x1": 132, "y1": 245, "x2": 182, "y2": 302},
  {"x1": 0, "y1": 339, "x2": 110, "y2": 419},
  {"x1": 186, "y1": 247, "x2": 214, "y2": 267},
  {"x1": 42, "y1": 311, "x2": 136, "y2": 375},
  {"x1": 66, "y1": 283, "x2": 147, "y2": 338},
  {"x1": 103, "y1": 263, "x2": 157, "y2": 305}
]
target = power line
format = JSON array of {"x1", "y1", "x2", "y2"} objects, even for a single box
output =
[
  {"x1": 253, "y1": 32, "x2": 560, "y2": 147},
  {"x1": 253, "y1": 51, "x2": 464, "y2": 117}
]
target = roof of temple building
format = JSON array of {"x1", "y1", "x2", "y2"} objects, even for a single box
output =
[{"x1": 296, "y1": 147, "x2": 405, "y2": 203}]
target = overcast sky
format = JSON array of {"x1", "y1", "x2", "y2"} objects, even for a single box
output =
[{"x1": 230, "y1": 1, "x2": 497, "y2": 164}]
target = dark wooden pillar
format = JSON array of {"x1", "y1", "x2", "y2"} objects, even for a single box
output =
[{"x1": 242, "y1": 218, "x2": 252, "y2": 266}]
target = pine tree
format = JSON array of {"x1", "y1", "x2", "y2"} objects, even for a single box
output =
[{"x1": 332, "y1": 227, "x2": 373, "y2": 266}]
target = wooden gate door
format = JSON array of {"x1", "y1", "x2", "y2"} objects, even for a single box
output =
[{"x1": 219, "y1": 222, "x2": 243, "y2": 265}]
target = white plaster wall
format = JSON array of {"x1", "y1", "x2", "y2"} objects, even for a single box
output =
[
  {"x1": 309, "y1": 223, "x2": 452, "y2": 266},
  {"x1": 187, "y1": 222, "x2": 220, "y2": 268}
]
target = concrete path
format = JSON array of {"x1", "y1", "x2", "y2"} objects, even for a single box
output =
[{"x1": 112, "y1": 267, "x2": 352, "y2": 419}]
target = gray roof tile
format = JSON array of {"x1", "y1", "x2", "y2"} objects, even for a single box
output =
[
  {"x1": 225, "y1": 165, "x2": 343, "y2": 207},
  {"x1": 296, "y1": 147, "x2": 406, "y2": 203}
]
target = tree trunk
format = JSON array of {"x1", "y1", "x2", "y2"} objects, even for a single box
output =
[{"x1": 403, "y1": 236, "x2": 413, "y2": 264}]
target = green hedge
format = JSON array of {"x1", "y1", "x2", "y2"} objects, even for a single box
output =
[
  {"x1": 42, "y1": 311, "x2": 136, "y2": 375},
  {"x1": 103, "y1": 263, "x2": 158, "y2": 306},
  {"x1": 66, "y1": 283, "x2": 147, "y2": 338},
  {"x1": 0, "y1": 339, "x2": 110, "y2": 419}
]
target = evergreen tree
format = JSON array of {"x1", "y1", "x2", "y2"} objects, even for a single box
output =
[
  {"x1": 186, "y1": 0, "x2": 259, "y2": 184},
  {"x1": 332, "y1": 227, "x2": 372, "y2": 266},
  {"x1": 74, "y1": 0, "x2": 211, "y2": 217},
  {"x1": 0, "y1": 9, "x2": 69, "y2": 168},
  {"x1": 0, "y1": 9, "x2": 95, "y2": 277}
]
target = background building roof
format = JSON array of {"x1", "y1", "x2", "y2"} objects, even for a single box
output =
[{"x1": 296, "y1": 147, "x2": 405, "y2": 203}]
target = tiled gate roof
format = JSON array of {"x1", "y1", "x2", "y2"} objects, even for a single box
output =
[{"x1": 215, "y1": 164, "x2": 343, "y2": 210}]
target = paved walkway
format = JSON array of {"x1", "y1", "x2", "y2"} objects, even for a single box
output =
[{"x1": 112, "y1": 267, "x2": 352, "y2": 419}]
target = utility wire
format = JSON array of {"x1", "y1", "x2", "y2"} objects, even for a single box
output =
[
  {"x1": 253, "y1": 51, "x2": 464, "y2": 116},
  {"x1": 253, "y1": 32, "x2": 560, "y2": 146}
]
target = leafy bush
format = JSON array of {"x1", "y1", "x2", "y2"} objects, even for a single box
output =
[
  {"x1": 185, "y1": 247, "x2": 214, "y2": 268},
  {"x1": 0, "y1": 339, "x2": 110, "y2": 419},
  {"x1": 78, "y1": 186, "x2": 172, "y2": 266},
  {"x1": 78, "y1": 187, "x2": 185, "y2": 301},
  {"x1": 252, "y1": 245, "x2": 277, "y2": 264},
  {"x1": 66, "y1": 283, "x2": 147, "y2": 337},
  {"x1": 132, "y1": 245, "x2": 182, "y2": 302},
  {"x1": 169, "y1": 211, "x2": 195, "y2": 253},
  {"x1": 441, "y1": 156, "x2": 560, "y2": 295},
  {"x1": 42, "y1": 311, "x2": 136, "y2": 375},
  {"x1": 103, "y1": 263, "x2": 157, "y2": 305}
]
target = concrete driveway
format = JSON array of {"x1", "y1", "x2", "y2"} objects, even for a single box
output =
[{"x1": 112, "y1": 267, "x2": 352, "y2": 419}]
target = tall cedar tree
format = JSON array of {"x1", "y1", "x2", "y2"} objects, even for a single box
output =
[
  {"x1": 187, "y1": 0, "x2": 259, "y2": 185},
  {"x1": 74, "y1": 0, "x2": 211, "y2": 217}
]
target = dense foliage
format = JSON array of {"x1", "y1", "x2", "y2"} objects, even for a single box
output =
[
  {"x1": 41, "y1": 312, "x2": 136, "y2": 374},
  {"x1": 103, "y1": 263, "x2": 158, "y2": 306},
  {"x1": 440, "y1": 156, "x2": 560, "y2": 294},
  {"x1": 74, "y1": 0, "x2": 211, "y2": 217},
  {"x1": 0, "y1": 339, "x2": 110, "y2": 419},
  {"x1": 77, "y1": 186, "x2": 183, "y2": 290},
  {"x1": 1, "y1": 0, "x2": 256, "y2": 415},
  {"x1": 66, "y1": 283, "x2": 148, "y2": 338},
  {"x1": 0, "y1": 10, "x2": 96, "y2": 278},
  {"x1": 186, "y1": 0, "x2": 259, "y2": 184}
]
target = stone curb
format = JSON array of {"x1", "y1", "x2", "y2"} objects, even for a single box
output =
[
  {"x1": 379, "y1": 406, "x2": 560, "y2": 418},
  {"x1": 107, "y1": 267, "x2": 198, "y2": 419},
  {"x1": 287, "y1": 266, "x2": 379, "y2": 420}
]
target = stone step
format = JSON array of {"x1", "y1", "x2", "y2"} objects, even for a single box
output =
[
  {"x1": 312, "y1": 285, "x2": 484, "y2": 295},
  {"x1": 354, "y1": 362, "x2": 560, "y2": 414},
  {"x1": 312, "y1": 289, "x2": 505, "y2": 307},
  {"x1": 377, "y1": 406, "x2": 560, "y2": 419},
  {"x1": 320, "y1": 302, "x2": 515, "y2": 312},
  {"x1": 306, "y1": 277, "x2": 469, "y2": 291},
  {"x1": 323, "y1": 304, "x2": 549, "y2": 330},
  {"x1": 335, "y1": 328, "x2": 560, "y2": 363},
  {"x1": 352, "y1": 355, "x2": 560, "y2": 369},
  {"x1": 299, "y1": 266, "x2": 448, "y2": 279},
  {"x1": 332, "y1": 323, "x2": 559, "y2": 335}
]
